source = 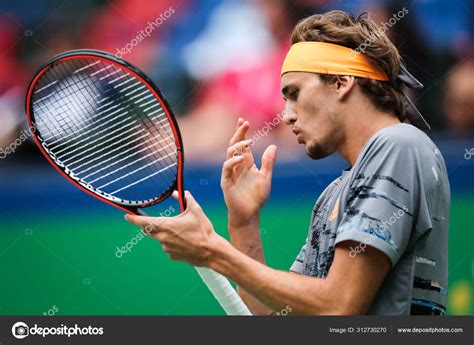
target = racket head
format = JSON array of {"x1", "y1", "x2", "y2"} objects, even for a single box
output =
[{"x1": 25, "y1": 49, "x2": 186, "y2": 214}]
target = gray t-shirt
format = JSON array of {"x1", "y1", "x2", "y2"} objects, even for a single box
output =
[{"x1": 290, "y1": 123, "x2": 450, "y2": 315}]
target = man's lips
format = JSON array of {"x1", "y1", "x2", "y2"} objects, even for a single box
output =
[{"x1": 292, "y1": 128, "x2": 304, "y2": 143}]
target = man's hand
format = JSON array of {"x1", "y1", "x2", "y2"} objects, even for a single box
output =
[
  {"x1": 124, "y1": 191, "x2": 224, "y2": 267},
  {"x1": 221, "y1": 118, "x2": 278, "y2": 228},
  {"x1": 220, "y1": 118, "x2": 278, "y2": 315}
]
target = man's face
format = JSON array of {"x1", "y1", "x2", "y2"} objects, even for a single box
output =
[{"x1": 281, "y1": 72, "x2": 345, "y2": 159}]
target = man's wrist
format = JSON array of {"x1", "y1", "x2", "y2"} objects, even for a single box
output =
[
  {"x1": 227, "y1": 213, "x2": 265, "y2": 261},
  {"x1": 206, "y1": 233, "x2": 234, "y2": 272},
  {"x1": 228, "y1": 213, "x2": 260, "y2": 231}
]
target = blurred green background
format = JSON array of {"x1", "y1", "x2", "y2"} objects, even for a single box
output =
[
  {"x1": 0, "y1": 161, "x2": 473, "y2": 315},
  {"x1": 0, "y1": 201, "x2": 309, "y2": 315}
]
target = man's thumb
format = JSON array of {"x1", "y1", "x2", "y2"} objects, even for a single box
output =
[{"x1": 261, "y1": 145, "x2": 277, "y2": 179}]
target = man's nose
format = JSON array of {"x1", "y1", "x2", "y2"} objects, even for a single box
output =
[{"x1": 282, "y1": 106, "x2": 297, "y2": 125}]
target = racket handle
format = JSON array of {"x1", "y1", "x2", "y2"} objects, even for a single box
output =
[
  {"x1": 135, "y1": 209, "x2": 251, "y2": 315},
  {"x1": 194, "y1": 267, "x2": 252, "y2": 316}
]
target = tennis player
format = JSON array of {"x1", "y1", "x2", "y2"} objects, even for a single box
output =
[{"x1": 126, "y1": 11, "x2": 450, "y2": 315}]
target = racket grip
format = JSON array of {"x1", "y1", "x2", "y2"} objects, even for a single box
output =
[{"x1": 194, "y1": 267, "x2": 252, "y2": 316}]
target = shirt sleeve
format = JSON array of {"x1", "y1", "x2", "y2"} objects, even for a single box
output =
[
  {"x1": 290, "y1": 238, "x2": 308, "y2": 273},
  {"x1": 335, "y1": 133, "x2": 420, "y2": 266}
]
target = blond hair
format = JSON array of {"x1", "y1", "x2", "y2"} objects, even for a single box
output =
[{"x1": 291, "y1": 11, "x2": 406, "y2": 118}]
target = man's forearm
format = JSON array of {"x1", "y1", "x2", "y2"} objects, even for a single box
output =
[
  {"x1": 228, "y1": 215, "x2": 265, "y2": 263},
  {"x1": 227, "y1": 215, "x2": 272, "y2": 314},
  {"x1": 208, "y1": 235, "x2": 344, "y2": 315}
]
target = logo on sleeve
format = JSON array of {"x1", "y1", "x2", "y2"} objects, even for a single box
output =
[{"x1": 329, "y1": 199, "x2": 339, "y2": 222}]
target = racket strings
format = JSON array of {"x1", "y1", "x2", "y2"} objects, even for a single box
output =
[
  {"x1": 44, "y1": 67, "x2": 133, "y2": 148},
  {"x1": 31, "y1": 57, "x2": 179, "y2": 204},
  {"x1": 74, "y1": 58, "x2": 177, "y2": 191}
]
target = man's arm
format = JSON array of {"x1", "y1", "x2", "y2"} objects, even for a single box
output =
[
  {"x1": 220, "y1": 118, "x2": 278, "y2": 314},
  {"x1": 227, "y1": 216, "x2": 274, "y2": 315},
  {"x1": 125, "y1": 192, "x2": 391, "y2": 315},
  {"x1": 209, "y1": 237, "x2": 391, "y2": 315}
]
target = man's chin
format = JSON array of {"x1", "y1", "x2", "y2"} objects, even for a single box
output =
[{"x1": 306, "y1": 142, "x2": 332, "y2": 160}]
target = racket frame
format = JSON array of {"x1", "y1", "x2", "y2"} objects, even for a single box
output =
[{"x1": 25, "y1": 49, "x2": 186, "y2": 214}]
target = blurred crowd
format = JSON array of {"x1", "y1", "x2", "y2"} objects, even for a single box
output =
[{"x1": 1, "y1": 0, "x2": 474, "y2": 163}]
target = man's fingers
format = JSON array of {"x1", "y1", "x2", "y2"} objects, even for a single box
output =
[
  {"x1": 229, "y1": 120, "x2": 250, "y2": 146},
  {"x1": 168, "y1": 190, "x2": 202, "y2": 213},
  {"x1": 172, "y1": 190, "x2": 179, "y2": 199},
  {"x1": 260, "y1": 145, "x2": 278, "y2": 180},
  {"x1": 226, "y1": 139, "x2": 254, "y2": 159},
  {"x1": 236, "y1": 117, "x2": 244, "y2": 130},
  {"x1": 222, "y1": 155, "x2": 245, "y2": 180},
  {"x1": 182, "y1": 190, "x2": 202, "y2": 212},
  {"x1": 125, "y1": 214, "x2": 168, "y2": 230}
]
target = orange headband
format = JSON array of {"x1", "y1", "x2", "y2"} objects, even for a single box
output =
[{"x1": 281, "y1": 42, "x2": 389, "y2": 81}]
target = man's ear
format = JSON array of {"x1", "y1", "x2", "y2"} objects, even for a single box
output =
[{"x1": 335, "y1": 75, "x2": 356, "y2": 100}]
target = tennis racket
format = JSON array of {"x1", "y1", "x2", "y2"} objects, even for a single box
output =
[{"x1": 25, "y1": 49, "x2": 251, "y2": 316}]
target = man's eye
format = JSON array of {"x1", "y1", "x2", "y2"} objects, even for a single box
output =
[{"x1": 290, "y1": 90, "x2": 299, "y2": 99}]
